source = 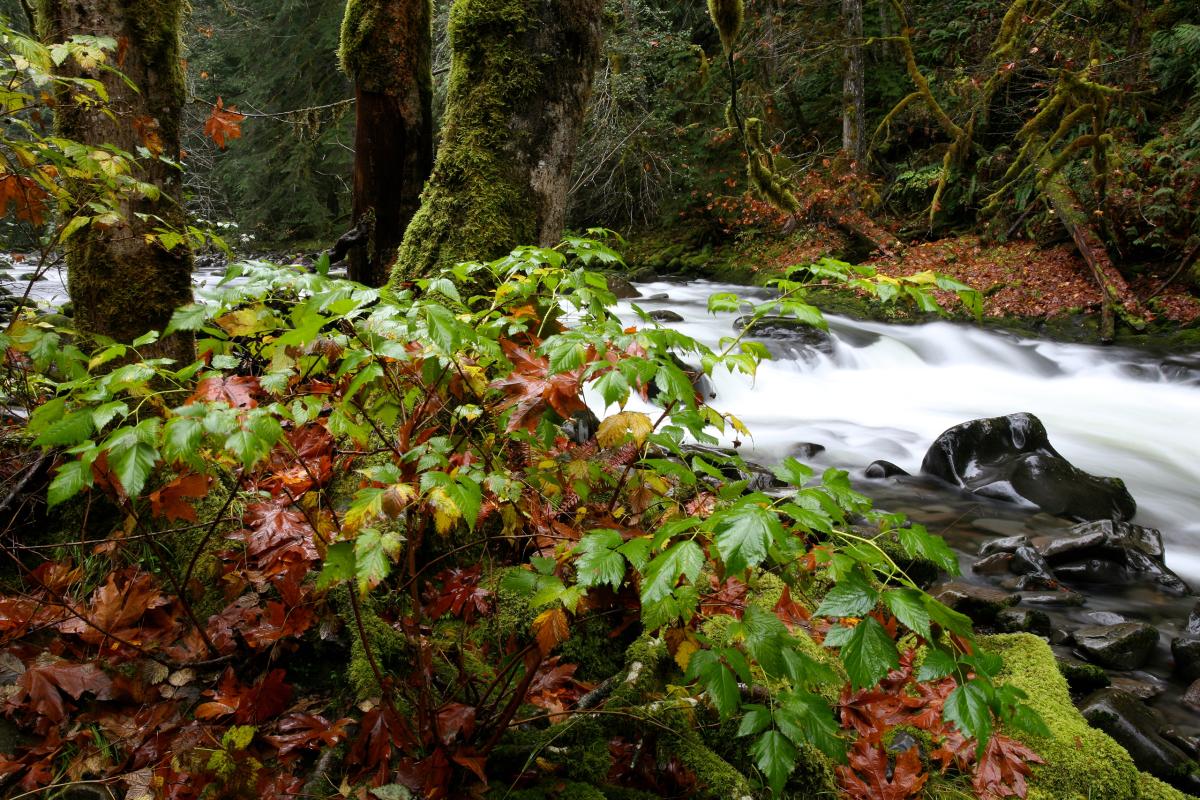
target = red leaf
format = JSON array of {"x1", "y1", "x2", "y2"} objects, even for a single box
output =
[
  {"x1": 265, "y1": 713, "x2": 352, "y2": 759},
  {"x1": 149, "y1": 473, "x2": 211, "y2": 522},
  {"x1": 13, "y1": 659, "x2": 111, "y2": 722},
  {"x1": 838, "y1": 739, "x2": 929, "y2": 800},
  {"x1": 490, "y1": 339, "x2": 588, "y2": 432},
  {"x1": 189, "y1": 375, "x2": 260, "y2": 408},
  {"x1": 204, "y1": 97, "x2": 245, "y2": 149},
  {"x1": 436, "y1": 702, "x2": 476, "y2": 745},
  {"x1": 199, "y1": 668, "x2": 293, "y2": 724},
  {"x1": 242, "y1": 601, "x2": 314, "y2": 650},
  {"x1": 973, "y1": 733, "x2": 1044, "y2": 800},
  {"x1": 57, "y1": 570, "x2": 172, "y2": 649}
]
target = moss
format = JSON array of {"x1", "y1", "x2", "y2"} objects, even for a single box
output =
[
  {"x1": 339, "y1": 0, "x2": 433, "y2": 95},
  {"x1": 1137, "y1": 773, "x2": 1194, "y2": 800},
  {"x1": 559, "y1": 615, "x2": 629, "y2": 682},
  {"x1": 333, "y1": 587, "x2": 411, "y2": 700},
  {"x1": 982, "y1": 633, "x2": 1141, "y2": 800},
  {"x1": 1055, "y1": 657, "x2": 1111, "y2": 694}
]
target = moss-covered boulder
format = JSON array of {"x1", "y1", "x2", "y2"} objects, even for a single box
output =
[{"x1": 983, "y1": 633, "x2": 1196, "y2": 800}]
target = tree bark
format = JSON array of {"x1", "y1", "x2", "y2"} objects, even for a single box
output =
[
  {"x1": 339, "y1": 0, "x2": 434, "y2": 287},
  {"x1": 842, "y1": 0, "x2": 866, "y2": 167},
  {"x1": 389, "y1": 0, "x2": 605, "y2": 286},
  {"x1": 36, "y1": 0, "x2": 193, "y2": 362}
]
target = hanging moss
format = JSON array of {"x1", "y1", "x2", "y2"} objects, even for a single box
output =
[{"x1": 706, "y1": 0, "x2": 744, "y2": 54}]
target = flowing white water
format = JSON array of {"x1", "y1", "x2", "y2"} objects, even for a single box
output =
[{"x1": 606, "y1": 280, "x2": 1200, "y2": 583}]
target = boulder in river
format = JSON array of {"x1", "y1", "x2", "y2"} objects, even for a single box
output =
[
  {"x1": 1035, "y1": 519, "x2": 1190, "y2": 596},
  {"x1": 865, "y1": 459, "x2": 909, "y2": 479},
  {"x1": 733, "y1": 314, "x2": 834, "y2": 357},
  {"x1": 919, "y1": 412, "x2": 1137, "y2": 523},
  {"x1": 648, "y1": 309, "x2": 684, "y2": 323},
  {"x1": 604, "y1": 274, "x2": 641, "y2": 299},
  {"x1": 933, "y1": 581, "x2": 1018, "y2": 624},
  {"x1": 1073, "y1": 622, "x2": 1159, "y2": 670},
  {"x1": 1171, "y1": 636, "x2": 1200, "y2": 683},
  {"x1": 1080, "y1": 688, "x2": 1200, "y2": 793}
]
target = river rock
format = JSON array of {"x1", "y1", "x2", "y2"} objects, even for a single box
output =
[
  {"x1": 605, "y1": 275, "x2": 641, "y2": 299},
  {"x1": 973, "y1": 552, "x2": 1015, "y2": 575},
  {"x1": 1184, "y1": 679, "x2": 1200, "y2": 710},
  {"x1": 1021, "y1": 589, "x2": 1085, "y2": 606},
  {"x1": 1080, "y1": 688, "x2": 1200, "y2": 792},
  {"x1": 1109, "y1": 674, "x2": 1166, "y2": 701},
  {"x1": 733, "y1": 314, "x2": 834, "y2": 356},
  {"x1": 1186, "y1": 601, "x2": 1200, "y2": 635},
  {"x1": 680, "y1": 444, "x2": 781, "y2": 493},
  {"x1": 1036, "y1": 520, "x2": 1190, "y2": 596},
  {"x1": 919, "y1": 412, "x2": 1137, "y2": 522},
  {"x1": 1074, "y1": 622, "x2": 1159, "y2": 670},
  {"x1": 865, "y1": 459, "x2": 908, "y2": 479},
  {"x1": 648, "y1": 309, "x2": 684, "y2": 323},
  {"x1": 979, "y1": 535, "x2": 1030, "y2": 556},
  {"x1": 1171, "y1": 636, "x2": 1200, "y2": 682},
  {"x1": 792, "y1": 442, "x2": 825, "y2": 459},
  {"x1": 995, "y1": 607, "x2": 1050, "y2": 635},
  {"x1": 933, "y1": 581, "x2": 1018, "y2": 623}
]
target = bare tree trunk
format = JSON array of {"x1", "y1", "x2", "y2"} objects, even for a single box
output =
[
  {"x1": 36, "y1": 0, "x2": 193, "y2": 362},
  {"x1": 842, "y1": 0, "x2": 866, "y2": 167},
  {"x1": 340, "y1": 0, "x2": 434, "y2": 286},
  {"x1": 390, "y1": 0, "x2": 605, "y2": 285}
]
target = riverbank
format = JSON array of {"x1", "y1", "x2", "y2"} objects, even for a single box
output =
[{"x1": 622, "y1": 224, "x2": 1200, "y2": 350}]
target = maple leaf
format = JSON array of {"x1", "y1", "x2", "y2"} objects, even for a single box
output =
[
  {"x1": 490, "y1": 339, "x2": 587, "y2": 432},
  {"x1": 349, "y1": 705, "x2": 415, "y2": 782},
  {"x1": 58, "y1": 570, "x2": 172, "y2": 649},
  {"x1": 195, "y1": 667, "x2": 293, "y2": 724},
  {"x1": 204, "y1": 97, "x2": 245, "y2": 149},
  {"x1": 12, "y1": 659, "x2": 112, "y2": 722},
  {"x1": 0, "y1": 172, "x2": 49, "y2": 227},
  {"x1": 837, "y1": 738, "x2": 929, "y2": 800},
  {"x1": 973, "y1": 733, "x2": 1043, "y2": 800},
  {"x1": 188, "y1": 375, "x2": 261, "y2": 408},
  {"x1": 132, "y1": 115, "x2": 165, "y2": 156},
  {"x1": 226, "y1": 502, "x2": 320, "y2": 578},
  {"x1": 436, "y1": 702, "x2": 477, "y2": 745},
  {"x1": 260, "y1": 423, "x2": 334, "y2": 495},
  {"x1": 774, "y1": 584, "x2": 811, "y2": 630},
  {"x1": 527, "y1": 657, "x2": 590, "y2": 720},
  {"x1": 242, "y1": 601, "x2": 315, "y2": 649},
  {"x1": 533, "y1": 607, "x2": 570, "y2": 655},
  {"x1": 149, "y1": 472, "x2": 210, "y2": 522},
  {"x1": 265, "y1": 713, "x2": 352, "y2": 760},
  {"x1": 423, "y1": 566, "x2": 493, "y2": 622}
]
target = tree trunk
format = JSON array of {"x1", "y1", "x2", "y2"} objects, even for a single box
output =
[
  {"x1": 340, "y1": 0, "x2": 434, "y2": 287},
  {"x1": 36, "y1": 0, "x2": 193, "y2": 362},
  {"x1": 842, "y1": 0, "x2": 866, "y2": 167},
  {"x1": 389, "y1": 0, "x2": 605, "y2": 286}
]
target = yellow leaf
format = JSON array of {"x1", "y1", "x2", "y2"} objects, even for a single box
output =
[
  {"x1": 674, "y1": 637, "x2": 700, "y2": 671},
  {"x1": 427, "y1": 486, "x2": 461, "y2": 535},
  {"x1": 215, "y1": 306, "x2": 277, "y2": 337},
  {"x1": 727, "y1": 413, "x2": 751, "y2": 437},
  {"x1": 533, "y1": 607, "x2": 570, "y2": 655},
  {"x1": 597, "y1": 411, "x2": 653, "y2": 449}
]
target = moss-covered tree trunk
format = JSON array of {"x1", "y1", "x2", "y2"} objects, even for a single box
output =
[
  {"x1": 36, "y1": 0, "x2": 193, "y2": 362},
  {"x1": 340, "y1": 0, "x2": 433, "y2": 287},
  {"x1": 841, "y1": 0, "x2": 866, "y2": 167},
  {"x1": 389, "y1": 0, "x2": 605, "y2": 285}
]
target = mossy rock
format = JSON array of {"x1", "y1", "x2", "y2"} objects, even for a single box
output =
[{"x1": 983, "y1": 633, "x2": 1196, "y2": 800}]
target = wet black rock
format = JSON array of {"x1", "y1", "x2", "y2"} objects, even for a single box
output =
[
  {"x1": 1171, "y1": 636, "x2": 1200, "y2": 683},
  {"x1": 562, "y1": 408, "x2": 601, "y2": 445},
  {"x1": 1010, "y1": 545, "x2": 1056, "y2": 581},
  {"x1": 933, "y1": 581, "x2": 1018, "y2": 624},
  {"x1": 973, "y1": 552, "x2": 1015, "y2": 575},
  {"x1": 865, "y1": 459, "x2": 909, "y2": 479},
  {"x1": 680, "y1": 444, "x2": 781, "y2": 493},
  {"x1": 919, "y1": 412, "x2": 1137, "y2": 522},
  {"x1": 604, "y1": 275, "x2": 641, "y2": 299},
  {"x1": 643, "y1": 292, "x2": 670, "y2": 301},
  {"x1": 733, "y1": 315, "x2": 834, "y2": 355},
  {"x1": 994, "y1": 607, "x2": 1050, "y2": 635},
  {"x1": 792, "y1": 442, "x2": 825, "y2": 459},
  {"x1": 1080, "y1": 688, "x2": 1200, "y2": 793},
  {"x1": 1184, "y1": 679, "x2": 1200, "y2": 711},
  {"x1": 1109, "y1": 674, "x2": 1166, "y2": 701},
  {"x1": 1035, "y1": 519, "x2": 1190, "y2": 596},
  {"x1": 648, "y1": 309, "x2": 684, "y2": 323},
  {"x1": 1186, "y1": 600, "x2": 1200, "y2": 636},
  {"x1": 1073, "y1": 622, "x2": 1159, "y2": 670},
  {"x1": 1021, "y1": 590, "x2": 1086, "y2": 607},
  {"x1": 979, "y1": 535, "x2": 1030, "y2": 556}
]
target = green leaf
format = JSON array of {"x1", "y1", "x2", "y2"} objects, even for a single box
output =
[
  {"x1": 917, "y1": 648, "x2": 958, "y2": 682},
  {"x1": 737, "y1": 705, "x2": 771, "y2": 737},
  {"x1": 712, "y1": 501, "x2": 783, "y2": 574},
  {"x1": 575, "y1": 529, "x2": 626, "y2": 590},
  {"x1": 108, "y1": 440, "x2": 158, "y2": 498},
  {"x1": 316, "y1": 541, "x2": 355, "y2": 590},
  {"x1": 685, "y1": 650, "x2": 740, "y2": 719},
  {"x1": 741, "y1": 605, "x2": 788, "y2": 676},
  {"x1": 772, "y1": 456, "x2": 813, "y2": 487},
  {"x1": 839, "y1": 616, "x2": 899, "y2": 690},
  {"x1": 34, "y1": 409, "x2": 94, "y2": 447},
  {"x1": 640, "y1": 540, "x2": 704, "y2": 603},
  {"x1": 424, "y1": 304, "x2": 461, "y2": 352},
  {"x1": 751, "y1": 729, "x2": 797, "y2": 797},
  {"x1": 592, "y1": 369, "x2": 630, "y2": 407},
  {"x1": 776, "y1": 692, "x2": 845, "y2": 761},
  {"x1": 616, "y1": 537, "x2": 652, "y2": 570},
  {"x1": 48, "y1": 458, "x2": 93, "y2": 507},
  {"x1": 944, "y1": 679, "x2": 993, "y2": 747},
  {"x1": 162, "y1": 416, "x2": 203, "y2": 466},
  {"x1": 923, "y1": 594, "x2": 975, "y2": 637},
  {"x1": 897, "y1": 524, "x2": 960, "y2": 575},
  {"x1": 91, "y1": 401, "x2": 129, "y2": 432},
  {"x1": 164, "y1": 303, "x2": 210, "y2": 336},
  {"x1": 814, "y1": 570, "x2": 878, "y2": 618},
  {"x1": 883, "y1": 587, "x2": 932, "y2": 639},
  {"x1": 355, "y1": 528, "x2": 403, "y2": 593}
]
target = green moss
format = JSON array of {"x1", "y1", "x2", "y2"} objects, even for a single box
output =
[
  {"x1": 983, "y1": 633, "x2": 1141, "y2": 800},
  {"x1": 1137, "y1": 773, "x2": 1194, "y2": 800},
  {"x1": 1055, "y1": 657, "x2": 1111, "y2": 694},
  {"x1": 559, "y1": 616, "x2": 629, "y2": 682},
  {"x1": 339, "y1": 0, "x2": 433, "y2": 95},
  {"x1": 333, "y1": 587, "x2": 411, "y2": 700}
]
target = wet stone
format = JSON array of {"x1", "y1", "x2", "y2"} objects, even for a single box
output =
[
  {"x1": 1074, "y1": 622, "x2": 1159, "y2": 670},
  {"x1": 1021, "y1": 590, "x2": 1085, "y2": 607},
  {"x1": 1080, "y1": 688, "x2": 1200, "y2": 793},
  {"x1": 1056, "y1": 657, "x2": 1110, "y2": 693},
  {"x1": 979, "y1": 535, "x2": 1030, "y2": 556},
  {"x1": 1053, "y1": 559, "x2": 1130, "y2": 584},
  {"x1": 792, "y1": 442, "x2": 825, "y2": 459},
  {"x1": 1087, "y1": 611, "x2": 1127, "y2": 626},
  {"x1": 1186, "y1": 600, "x2": 1200, "y2": 636},
  {"x1": 1171, "y1": 636, "x2": 1200, "y2": 683},
  {"x1": 994, "y1": 607, "x2": 1051, "y2": 635},
  {"x1": 1108, "y1": 675, "x2": 1166, "y2": 701},
  {"x1": 865, "y1": 459, "x2": 908, "y2": 479},
  {"x1": 648, "y1": 309, "x2": 684, "y2": 323},
  {"x1": 1050, "y1": 628, "x2": 1075, "y2": 646},
  {"x1": 934, "y1": 581, "x2": 1019, "y2": 624},
  {"x1": 973, "y1": 552, "x2": 1015, "y2": 575},
  {"x1": 1183, "y1": 679, "x2": 1200, "y2": 711}
]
